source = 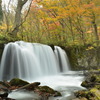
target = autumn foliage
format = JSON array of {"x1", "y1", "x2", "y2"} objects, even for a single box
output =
[{"x1": 0, "y1": 0, "x2": 100, "y2": 46}]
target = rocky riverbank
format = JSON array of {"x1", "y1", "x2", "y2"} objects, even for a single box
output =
[{"x1": 73, "y1": 70, "x2": 100, "y2": 100}]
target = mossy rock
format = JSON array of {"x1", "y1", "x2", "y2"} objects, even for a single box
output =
[
  {"x1": 81, "y1": 81, "x2": 89, "y2": 88},
  {"x1": 37, "y1": 86, "x2": 55, "y2": 93},
  {"x1": 37, "y1": 86, "x2": 61, "y2": 96},
  {"x1": 89, "y1": 74, "x2": 100, "y2": 83},
  {"x1": 81, "y1": 74, "x2": 100, "y2": 88},
  {"x1": 95, "y1": 85, "x2": 100, "y2": 90},
  {"x1": 75, "y1": 88, "x2": 100, "y2": 100},
  {"x1": 10, "y1": 78, "x2": 29, "y2": 87},
  {"x1": 75, "y1": 90, "x2": 95, "y2": 99},
  {"x1": 75, "y1": 90, "x2": 88, "y2": 97},
  {"x1": 90, "y1": 88, "x2": 100, "y2": 100}
]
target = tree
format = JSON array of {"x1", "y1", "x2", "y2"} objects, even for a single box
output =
[
  {"x1": 10, "y1": 0, "x2": 32, "y2": 37},
  {"x1": 83, "y1": 0, "x2": 100, "y2": 43}
]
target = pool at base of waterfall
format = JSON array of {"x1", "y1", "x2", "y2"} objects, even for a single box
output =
[{"x1": 8, "y1": 71, "x2": 85, "y2": 100}]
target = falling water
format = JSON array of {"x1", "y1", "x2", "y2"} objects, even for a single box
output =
[
  {"x1": 54, "y1": 46, "x2": 70, "y2": 72},
  {"x1": 0, "y1": 41, "x2": 70, "y2": 81}
]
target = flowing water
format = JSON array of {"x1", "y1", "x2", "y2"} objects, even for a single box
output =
[
  {"x1": 0, "y1": 41, "x2": 85, "y2": 100},
  {"x1": 8, "y1": 71, "x2": 85, "y2": 100}
]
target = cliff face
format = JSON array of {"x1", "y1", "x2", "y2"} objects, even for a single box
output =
[
  {"x1": 77, "y1": 49, "x2": 100, "y2": 69},
  {"x1": 0, "y1": 43, "x2": 4, "y2": 61},
  {"x1": 65, "y1": 46, "x2": 100, "y2": 70}
]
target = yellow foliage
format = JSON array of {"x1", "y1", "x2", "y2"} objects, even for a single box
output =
[
  {"x1": 0, "y1": 24, "x2": 7, "y2": 30},
  {"x1": 45, "y1": 17, "x2": 57, "y2": 22},
  {"x1": 86, "y1": 46, "x2": 94, "y2": 51}
]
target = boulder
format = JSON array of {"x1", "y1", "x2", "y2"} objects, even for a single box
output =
[
  {"x1": 9, "y1": 78, "x2": 29, "y2": 87},
  {"x1": 0, "y1": 84, "x2": 9, "y2": 98},
  {"x1": 34, "y1": 86, "x2": 61, "y2": 99},
  {"x1": 81, "y1": 74, "x2": 100, "y2": 88},
  {"x1": 0, "y1": 90, "x2": 8, "y2": 98}
]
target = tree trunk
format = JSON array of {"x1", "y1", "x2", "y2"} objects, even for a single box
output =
[
  {"x1": 91, "y1": 12, "x2": 99, "y2": 43},
  {"x1": 0, "y1": 0, "x2": 3, "y2": 24},
  {"x1": 92, "y1": 21, "x2": 99, "y2": 41},
  {"x1": 11, "y1": 0, "x2": 28, "y2": 37}
]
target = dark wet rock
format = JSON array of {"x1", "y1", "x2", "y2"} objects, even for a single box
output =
[
  {"x1": 0, "y1": 90, "x2": 8, "y2": 98},
  {"x1": 49, "y1": 44, "x2": 54, "y2": 51},
  {"x1": 0, "y1": 84, "x2": 9, "y2": 98},
  {"x1": 18, "y1": 82, "x2": 40, "y2": 91},
  {"x1": 0, "y1": 82, "x2": 13, "y2": 99},
  {"x1": 75, "y1": 90, "x2": 94, "y2": 100},
  {"x1": 0, "y1": 81, "x2": 10, "y2": 88},
  {"x1": 9, "y1": 78, "x2": 29, "y2": 87},
  {"x1": 81, "y1": 81, "x2": 94, "y2": 88},
  {"x1": 75, "y1": 88, "x2": 100, "y2": 100},
  {"x1": 81, "y1": 74, "x2": 100, "y2": 88},
  {"x1": 0, "y1": 84, "x2": 8, "y2": 91},
  {"x1": 53, "y1": 91, "x2": 62, "y2": 97},
  {"x1": 0, "y1": 85, "x2": 10, "y2": 99}
]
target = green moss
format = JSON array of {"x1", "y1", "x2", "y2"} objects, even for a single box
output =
[
  {"x1": 75, "y1": 90, "x2": 95, "y2": 100},
  {"x1": 37, "y1": 86, "x2": 55, "y2": 94},
  {"x1": 65, "y1": 45, "x2": 100, "y2": 70},
  {"x1": 10, "y1": 78, "x2": 29, "y2": 87},
  {"x1": 90, "y1": 88, "x2": 100, "y2": 100},
  {"x1": 77, "y1": 74, "x2": 100, "y2": 100},
  {"x1": 81, "y1": 81, "x2": 89, "y2": 88},
  {"x1": 95, "y1": 85, "x2": 100, "y2": 90},
  {"x1": 37, "y1": 86, "x2": 61, "y2": 96},
  {"x1": 81, "y1": 74, "x2": 100, "y2": 88}
]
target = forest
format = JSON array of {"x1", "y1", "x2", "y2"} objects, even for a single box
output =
[
  {"x1": 0, "y1": 0, "x2": 100, "y2": 100},
  {"x1": 0, "y1": 0, "x2": 100, "y2": 46}
]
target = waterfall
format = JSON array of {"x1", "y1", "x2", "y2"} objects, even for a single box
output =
[{"x1": 0, "y1": 41, "x2": 70, "y2": 81}]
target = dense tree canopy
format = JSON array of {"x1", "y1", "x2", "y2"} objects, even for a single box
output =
[{"x1": 0, "y1": 0, "x2": 100, "y2": 46}]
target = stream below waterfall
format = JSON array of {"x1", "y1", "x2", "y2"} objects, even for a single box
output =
[{"x1": 8, "y1": 71, "x2": 85, "y2": 100}]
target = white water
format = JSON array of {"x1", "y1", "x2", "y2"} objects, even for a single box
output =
[
  {"x1": 8, "y1": 71, "x2": 85, "y2": 100},
  {"x1": 54, "y1": 46, "x2": 70, "y2": 72},
  {"x1": 0, "y1": 41, "x2": 70, "y2": 81}
]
